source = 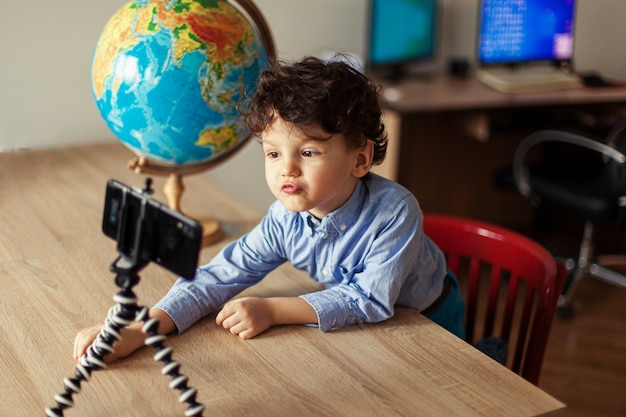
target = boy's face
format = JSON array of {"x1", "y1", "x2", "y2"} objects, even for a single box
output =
[{"x1": 261, "y1": 117, "x2": 372, "y2": 219}]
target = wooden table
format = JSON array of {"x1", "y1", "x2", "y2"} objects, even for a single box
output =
[{"x1": 0, "y1": 142, "x2": 564, "y2": 416}]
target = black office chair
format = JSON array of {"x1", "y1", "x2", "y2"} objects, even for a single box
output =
[{"x1": 513, "y1": 121, "x2": 626, "y2": 317}]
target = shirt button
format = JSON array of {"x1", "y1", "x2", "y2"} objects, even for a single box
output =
[
  {"x1": 322, "y1": 268, "x2": 330, "y2": 275},
  {"x1": 322, "y1": 233, "x2": 329, "y2": 239},
  {"x1": 340, "y1": 224, "x2": 347, "y2": 231}
]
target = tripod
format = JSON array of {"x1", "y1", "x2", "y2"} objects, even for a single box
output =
[{"x1": 45, "y1": 257, "x2": 205, "y2": 417}]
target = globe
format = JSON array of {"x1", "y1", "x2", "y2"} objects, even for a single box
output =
[
  {"x1": 91, "y1": 0, "x2": 275, "y2": 244},
  {"x1": 93, "y1": 0, "x2": 273, "y2": 166}
]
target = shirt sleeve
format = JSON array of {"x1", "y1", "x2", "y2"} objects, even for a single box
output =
[
  {"x1": 154, "y1": 208, "x2": 287, "y2": 333},
  {"x1": 300, "y1": 194, "x2": 425, "y2": 332}
]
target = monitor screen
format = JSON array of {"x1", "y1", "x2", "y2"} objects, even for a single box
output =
[
  {"x1": 477, "y1": 0, "x2": 576, "y2": 65},
  {"x1": 367, "y1": 0, "x2": 438, "y2": 79}
]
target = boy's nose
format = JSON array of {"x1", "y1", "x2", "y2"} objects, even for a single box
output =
[{"x1": 280, "y1": 157, "x2": 300, "y2": 177}]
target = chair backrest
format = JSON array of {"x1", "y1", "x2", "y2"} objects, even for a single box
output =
[
  {"x1": 423, "y1": 213, "x2": 566, "y2": 385},
  {"x1": 606, "y1": 120, "x2": 626, "y2": 196}
]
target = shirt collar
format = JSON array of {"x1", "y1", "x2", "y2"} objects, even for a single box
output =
[{"x1": 300, "y1": 177, "x2": 366, "y2": 235}]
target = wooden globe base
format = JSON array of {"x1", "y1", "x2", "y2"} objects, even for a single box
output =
[
  {"x1": 129, "y1": 157, "x2": 226, "y2": 247},
  {"x1": 163, "y1": 173, "x2": 225, "y2": 247},
  {"x1": 195, "y1": 216, "x2": 225, "y2": 246}
]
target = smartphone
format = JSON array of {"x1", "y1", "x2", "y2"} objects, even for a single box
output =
[{"x1": 102, "y1": 179, "x2": 202, "y2": 279}]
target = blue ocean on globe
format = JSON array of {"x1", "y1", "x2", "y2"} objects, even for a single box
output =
[{"x1": 92, "y1": 0, "x2": 268, "y2": 166}]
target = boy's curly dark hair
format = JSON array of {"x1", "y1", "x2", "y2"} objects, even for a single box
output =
[{"x1": 240, "y1": 56, "x2": 388, "y2": 165}]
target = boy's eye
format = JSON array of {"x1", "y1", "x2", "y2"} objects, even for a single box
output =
[
  {"x1": 302, "y1": 150, "x2": 317, "y2": 157},
  {"x1": 266, "y1": 151, "x2": 279, "y2": 159}
]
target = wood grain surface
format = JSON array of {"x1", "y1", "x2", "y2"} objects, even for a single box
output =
[{"x1": 0, "y1": 142, "x2": 564, "y2": 416}]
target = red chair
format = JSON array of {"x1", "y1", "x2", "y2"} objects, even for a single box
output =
[{"x1": 423, "y1": 213, "x2": 566, "y2": 385}]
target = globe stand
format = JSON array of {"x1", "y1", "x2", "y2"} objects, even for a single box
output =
[
  {"x1": 129, "y1": 156, "x2": 225, "y2": 246},
  {"x1": 96, "y1": 0, "x2": 277, "y2": 248}
]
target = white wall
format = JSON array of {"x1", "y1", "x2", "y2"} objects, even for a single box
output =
[
  {"x1": 2, "y1": 0, "x2": 625, "y2": 212},
  {"x1": 0, "y1": 2, "x2": 121, "y2": 151}
]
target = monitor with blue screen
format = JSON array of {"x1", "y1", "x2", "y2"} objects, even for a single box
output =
[
  {"x1": 366, "y1": 0, "x2": 438, "y2": 80},
  {"x1": 477, "y1": 0, "x2": 577, "y2": 66}
]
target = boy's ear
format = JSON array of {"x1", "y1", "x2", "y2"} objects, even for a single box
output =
[{"x1": 353, "y1": 140, "x2": 374, "y2": 178}]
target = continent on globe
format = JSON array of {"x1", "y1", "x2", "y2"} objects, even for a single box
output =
[{"x1": 92, "y1": 0, "x2": 270, "y2": 166}]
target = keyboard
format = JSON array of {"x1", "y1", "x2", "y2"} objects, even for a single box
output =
[{"x1": 476, "y1": 67, "x2": 583, "y2": 94}]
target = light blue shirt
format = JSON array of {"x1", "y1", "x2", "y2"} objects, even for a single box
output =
[{"x1": 154, "y1": 173, "x2": 447, "y2": 333}]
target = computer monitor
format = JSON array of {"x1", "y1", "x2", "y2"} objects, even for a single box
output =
[
  {"x1": 477, "y1": 0, "x2": 577, "y2": 67},
  {"x1": 366, "y1": 0, "x2": 438, "y2": 81}
]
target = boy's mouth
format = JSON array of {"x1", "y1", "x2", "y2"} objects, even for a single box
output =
[{"x1": 281, "y1": 184, "x2": 300, "y2": 194}]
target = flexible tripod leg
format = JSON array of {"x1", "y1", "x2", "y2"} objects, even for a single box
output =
[
  {"x1": 142, "y1": 315, "x2": 205, "y2": 416},
  {"x1": 45, "y1": 272, "x2": 204, "y2": 416}
]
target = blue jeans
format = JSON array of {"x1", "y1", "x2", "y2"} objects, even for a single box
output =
[{"x1": 423, "y1": 271, "x2": 466, "y2": 340}]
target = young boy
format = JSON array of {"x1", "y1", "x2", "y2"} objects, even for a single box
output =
[{"x1": 74, "y1": 56, "x2": 465, "y2": 362}]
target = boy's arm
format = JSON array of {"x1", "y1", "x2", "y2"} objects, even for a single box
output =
[
  {"x1": 216, "y1": 296, "x2": 317, "y2": 339},
  {"x1": 267, "y1": 297, "x2": 318, "y2": 325}
]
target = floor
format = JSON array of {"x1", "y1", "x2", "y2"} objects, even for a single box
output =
[
  {"x1": 539, "y1": 277, "x2": 626, "y2": 417},
  {"x1": 518, "y1": 214, "x2": 626, "y2": 416}
]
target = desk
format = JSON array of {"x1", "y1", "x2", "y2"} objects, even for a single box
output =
[
  {"x1": 372, "y1": 75, "x2": 626, "y2": 225},
  {"x1": 379, "y1": 74, "x2": 626, "y2": 116},
  {"x1": 0, "y1": 143, "x2": 564, "y2": 416}
]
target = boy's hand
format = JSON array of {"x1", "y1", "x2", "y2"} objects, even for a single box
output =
[
  {"x1": 73, "y1": 322, "x2": 146, "y2": 363},
  {"x1": 216, "y1": 297, "x2": 274, "y2": 339},
  {"x1": 216, "y1": 296, "x2": 318, "y2": 339},
  {"x1": 73, "y1": 308, "x2": 175, "y2": 363},
  {"x1": 73, "y1": 323, "x2": 103, "y2": 362}
]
